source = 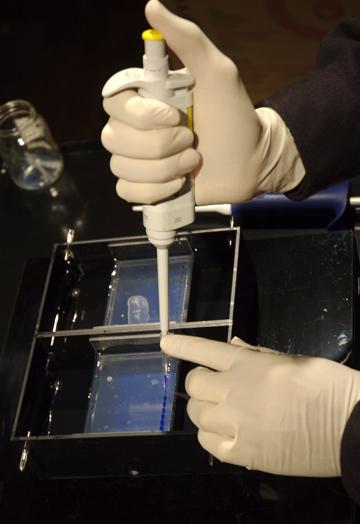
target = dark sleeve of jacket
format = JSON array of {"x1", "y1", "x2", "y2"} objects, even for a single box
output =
[
  {"x1": 261, "y1": 18, "x2": 360, "y2": 504},
  {"x1": 259, "y1": 17, "x2": 360, "y2": 201}
]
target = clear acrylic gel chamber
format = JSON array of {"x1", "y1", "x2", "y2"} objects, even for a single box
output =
[{"x1": 11, "y1": 227, "x2": 243, "y2": 478}]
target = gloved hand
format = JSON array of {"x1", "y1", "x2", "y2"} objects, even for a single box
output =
[
  {"x1": 161, "y1": 334, "x2": 360, "y2": 477},
  {"x1": 101, "y1": 0, "x2": 305, "y2": 205}
]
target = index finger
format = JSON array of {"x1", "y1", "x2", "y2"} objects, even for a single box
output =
[
  {"x1": 103, "y1": 90, "x2": 180, "y2": 130},
  {"x1": 160, "y1": 334, "x2": 238, "y2": 371}
]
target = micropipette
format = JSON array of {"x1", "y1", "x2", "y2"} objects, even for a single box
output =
[{"x1": 102, "y1": 29, "x2": 195, "y2": 374}]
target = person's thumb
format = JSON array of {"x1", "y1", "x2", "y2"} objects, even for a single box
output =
[{"x1": 145, "y1": 0, "x2": 224, "y2": 78}]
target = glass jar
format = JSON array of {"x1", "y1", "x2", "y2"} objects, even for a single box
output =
[{"x1": 0, "y1": 100, "x2": 63, "y2": 190}]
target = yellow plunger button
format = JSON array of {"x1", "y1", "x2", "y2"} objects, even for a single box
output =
[{"x1": 142, "y1": 29, "x2": 164, "y2": 41}]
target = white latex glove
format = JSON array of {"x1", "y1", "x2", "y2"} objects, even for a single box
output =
[
  {"x1": 101, "y1": 0, "x2": 305, "y2": 205},
  {"x1": 161, "y1": 334, "x2": 360, "y2": 477}
]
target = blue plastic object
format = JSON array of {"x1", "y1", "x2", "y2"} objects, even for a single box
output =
[{"x1": 231, "y1": 181, "x2": 350, "y2": 229}]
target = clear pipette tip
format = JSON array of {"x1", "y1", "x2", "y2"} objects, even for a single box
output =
[
  {"x1": 161, "y1": 331, "x2": 171, "y2": 388},
  {"x1": 161, "y1": 329, "x2": 170, "y2": 379},
  {"x1": 163, "y1": 352, "x2": 170, "y2": 376},
  {"x1": 157, "y1": 246, "x2": 170, "y2": 379}
]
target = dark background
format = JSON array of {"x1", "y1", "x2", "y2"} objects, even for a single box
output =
[
  {"x1": 0, "y1": 0, "x2": 148, "y2": 143},
  {"x1": 1, "y1": 0, "x2": 360, "y2": 143}
]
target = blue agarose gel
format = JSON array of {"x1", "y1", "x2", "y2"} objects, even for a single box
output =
[
  {"x1": 85, "y1": 250, "x2": 191, "y2": 434},
  {"x1": 104, "y1": 255, "x2": 192, "y2": 326},
  {"x1": 85, "y1": 350, "x2": 178, "y2": 434}
]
